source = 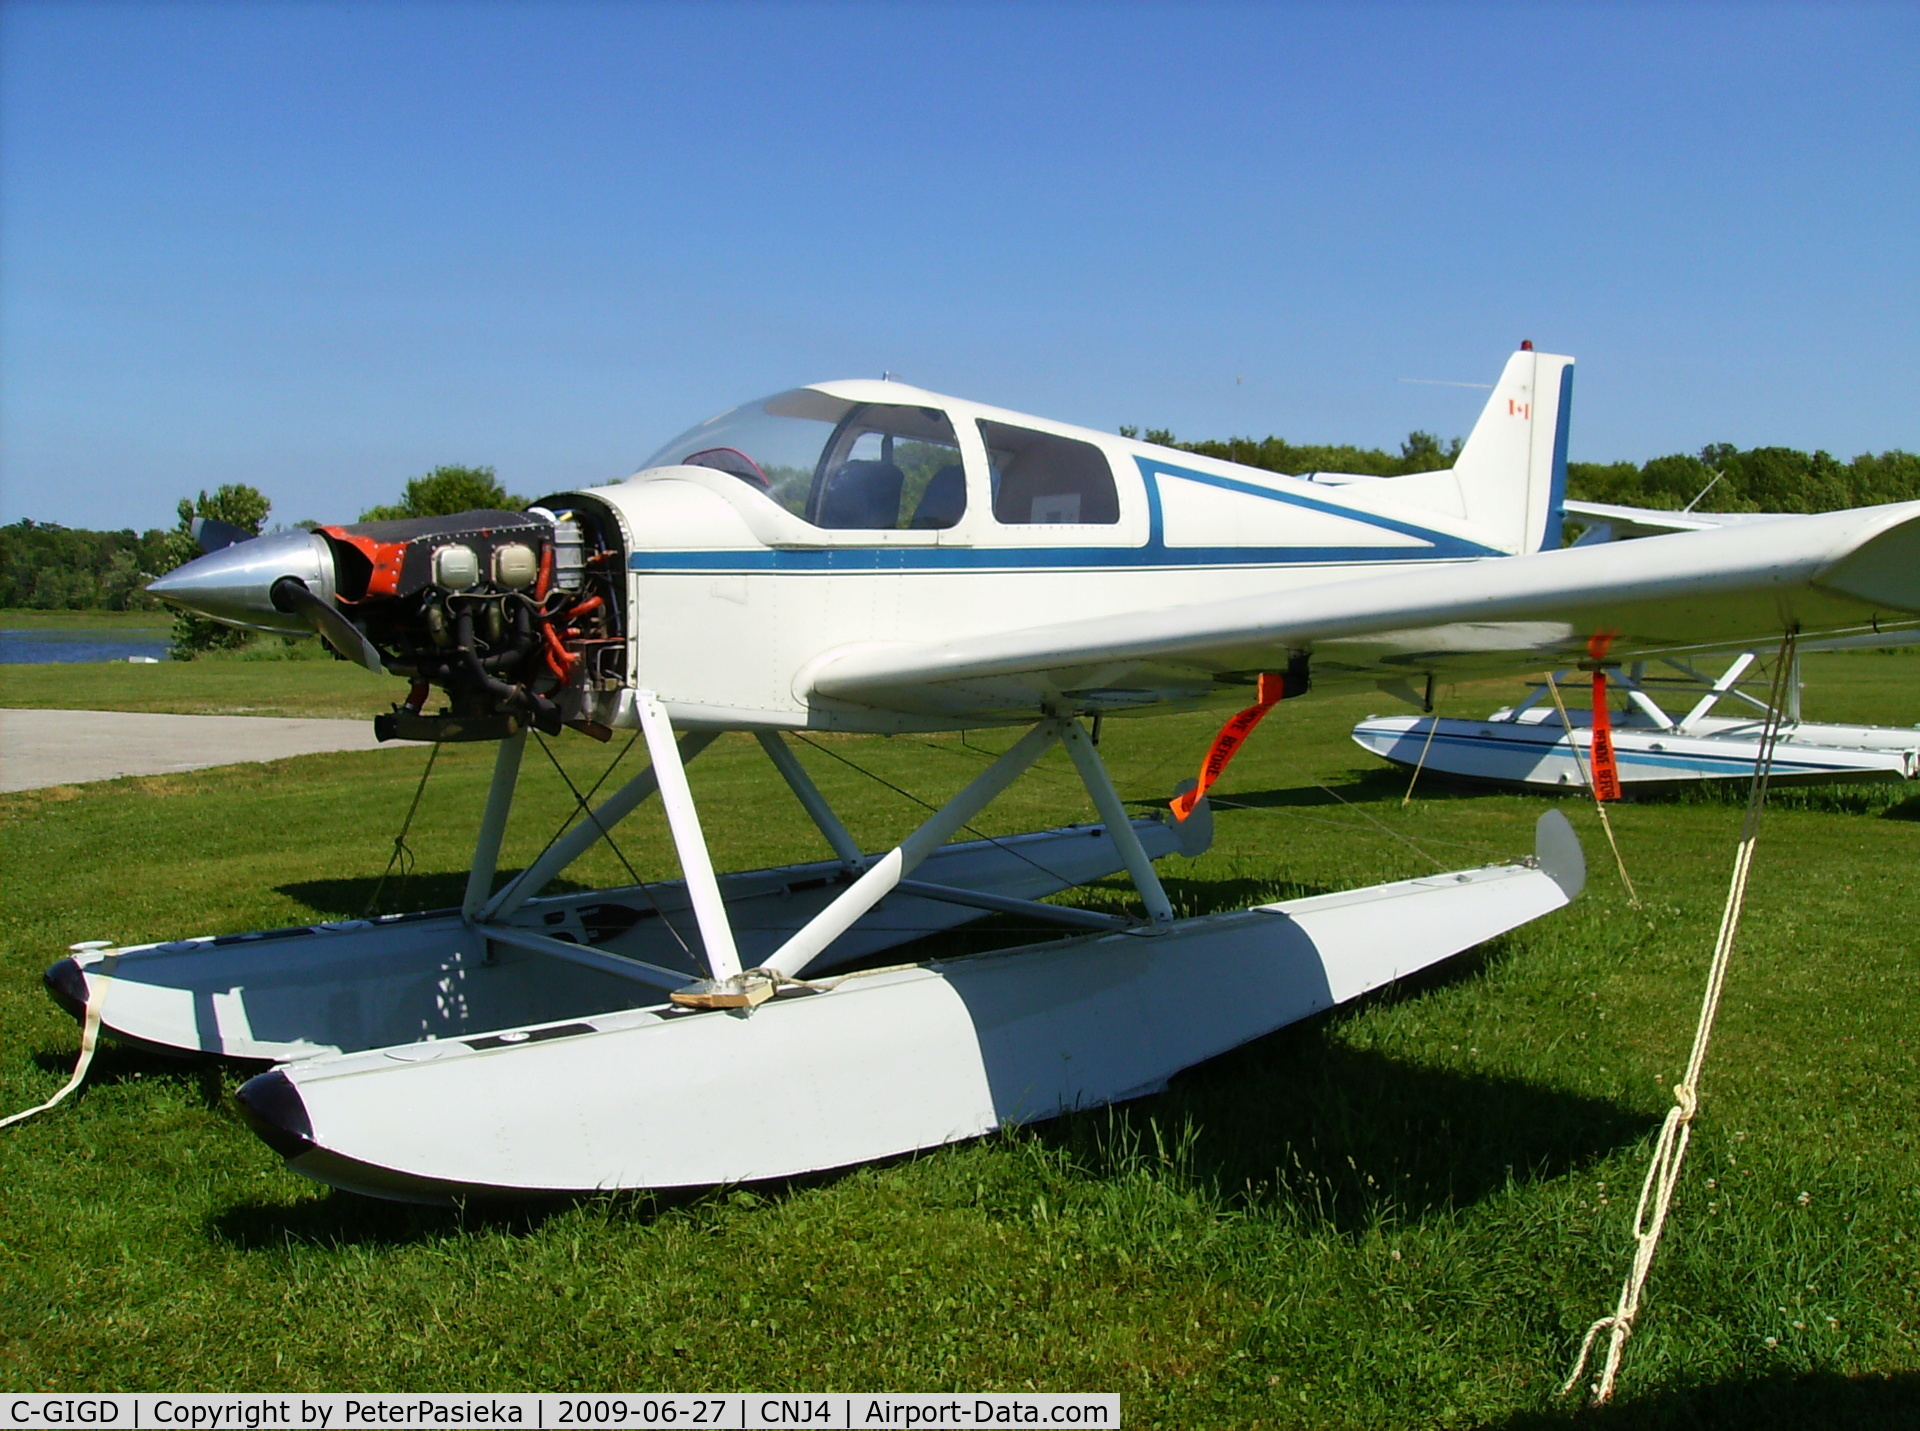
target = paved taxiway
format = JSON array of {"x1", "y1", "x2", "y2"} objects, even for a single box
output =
[{"x1": 0, "y1": 708, "x2": 392, "y2": 792}]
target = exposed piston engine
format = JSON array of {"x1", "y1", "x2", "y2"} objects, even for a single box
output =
[{"x1": 147, "y1": 500, "x2": 628, "y2": 742}]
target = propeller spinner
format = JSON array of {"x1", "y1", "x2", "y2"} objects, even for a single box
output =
[{"x1": 147, "y1": 529, "x2": 380, "y2": 670}]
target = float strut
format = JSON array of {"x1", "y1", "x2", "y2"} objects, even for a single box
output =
[
  {"x1": 761, "y1": 720, "x2": 1061, "y2": 980},
  {"x1": 757, "y1": 731, "x2": 863, "y2": 866},
  {"x1": 480, "y1": 729, "x2": 721, "y2": 920},
  {"x1": 1058, "y1": 716, "x2": 1176, "y2": 924},
  {"x1": 463, "y1": 730, "x2": 527, "y2": 919},
  {"x1": 636, "y1": 693, "x2": 742, "y2": 984}
]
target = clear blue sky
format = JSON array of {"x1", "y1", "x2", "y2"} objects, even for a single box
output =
[{"x1": 3, "y1": 1, "x2": 1915, "y2": 532}]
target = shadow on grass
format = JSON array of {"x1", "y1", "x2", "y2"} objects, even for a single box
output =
[
  {"x1": 32, "y1": 1041, "x2": 237, "y2": 1113},
  {"x1": 1631, "y1": 779, "x2": 1918, "y2": 817},
  {"x1": 275, "y1": 870, "x2": 593, "y2": 920},
  {"x1": 1127, "y1": 767, "x2": 1408, "y2": 812},
  {"x1": 208, "y1": 1189, "x2": 578, "y2": 1250},
  {"x1": 1490, "y1": 1369, "x2": 1920, "y2": 1430},
  {"x1": 1040, "y1": 942, "x2": 1649, "y2": 1232},
  {"x1": 207, "y1": 1176, "x2": 797, "y2": 1252},
  {"x1": 1157, "y1": 765, "x2": 1552, "y2": 812},
  {"x1": 1101, "y1": 873, "x2": 1338, "y2": 922},
  {"x1": 1882, "y1": 793, "x2": 1920, "y2": 822}
]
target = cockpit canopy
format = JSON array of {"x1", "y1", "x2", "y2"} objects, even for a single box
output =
[
  {"x1": 642, "y1": 386, "x2": 1128, "y2": 534},
  {"x1": 641, "y1": 389, "x2": 967, "y2": 531}
]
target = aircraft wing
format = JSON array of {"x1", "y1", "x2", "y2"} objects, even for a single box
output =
[
  {"x1": 1561, "y1": 497, "x2": 1796, "y2": 540},
  {"x1": 807, "y1": 502, "x2": 1920, "y2": 720}
]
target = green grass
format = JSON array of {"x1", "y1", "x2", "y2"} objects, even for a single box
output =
[
  {"x1": 2, "y1": 658, "x2": 1917, "y2": 1425},
  {"x1": 0, "y1": 649, "x2": 392, "y2": 718}
]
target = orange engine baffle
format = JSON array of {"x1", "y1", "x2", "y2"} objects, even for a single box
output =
[{"x1": 317, "y1": 510, "x2": 551, "y2": 602}]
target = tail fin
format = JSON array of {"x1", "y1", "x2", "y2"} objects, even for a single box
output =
[{"x1": 1451, "y1": 347, "x2": 1574, "y2": 554}]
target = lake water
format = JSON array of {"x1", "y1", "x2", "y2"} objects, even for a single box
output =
[{"x1": 1, "y1": 629, "x2": 173, "y2": 664}]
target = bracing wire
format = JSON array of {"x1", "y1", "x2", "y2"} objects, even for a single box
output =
[
  {"x1": 1402, "y1": 713, "x2": 1443, "y2": 807},
  {"x1": 513, "y1": 726, "x2": 642, "y2": 886},
  {"x1": 362, "y1": 739, "x2": 442, "y2": 917},
  {"x1": 1545, "y1": 672, "x2": 1641, "y2": 907},
  {"x1": 532, "y1": 732, "x2": 692, "y2": 957},
  {"x1": 790, "y1": 733, "x2": 1090, "y2": 895}
]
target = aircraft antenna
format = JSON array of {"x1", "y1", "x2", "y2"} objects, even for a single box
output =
[{"x1": 1682, "y1": 469, "x2": 1726, "y2": 513}]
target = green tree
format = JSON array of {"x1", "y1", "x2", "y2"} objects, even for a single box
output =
[
  {"x1": 167, "y1": 485, "x2": 272, "y2": 657},
  {"x1": 360, "y1": 465, "x2": 526, "y2": 522},
  {"x1": 1399, "y1": 430, "x2": 1462, "y2": 472},
  {"x1": 100, "y1": 550, "x2": 145, "y2": 610},
  {"x1": 1167, "y1": 430, "x2": 1466, "y2": 478},
  {"x1": 1566, "y1": 445, "x2": 1920, "y2": 517},
  {"x1": 0, "y1": 520, "x2": 172, "y2": 610}
]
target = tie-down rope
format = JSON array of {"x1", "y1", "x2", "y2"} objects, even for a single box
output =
[
  {"x1": 1, "y1": 955, "x2": 118, "y2": 1131},
  {"x1": 1545, "y1": 671, "x2": 1641, "y2": 908},
  {"x1": 1560, "y1": 628, "x2": 1798, "y2": 1405},
  {"x1": 1400, "y1": 713, "x2": 1443, "y2": 807}
]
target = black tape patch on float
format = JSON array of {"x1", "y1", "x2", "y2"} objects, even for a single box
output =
[
  {"x1": 464, "y1": 1022, "x2": 599, "y2": 1051},
  {"x1": 213, "y1": 925, "x2": 320, "y2": 946}
]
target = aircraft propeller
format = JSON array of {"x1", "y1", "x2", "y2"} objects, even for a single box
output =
[
  {"x1": 189, "y1": 516, "x2": 254, "y2": 554},
  {"x1": 269, "y1": 575, "x2": 385, "y2": 673}
]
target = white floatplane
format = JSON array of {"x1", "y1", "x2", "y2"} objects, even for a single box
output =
[
  {"x1": 45, "y1": 345, "x2": 1920, "y2": 1201},
  {"x1": 1353, "y1": 640, "x2": 1920, "y2": 791}
]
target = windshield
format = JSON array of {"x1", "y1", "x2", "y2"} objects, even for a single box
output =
[
  {"x1": 641, "y1": 389, "x2": 848, "y2": 516},
  {"x1": 640, "y1": 389, "x2": 965, "y2": 529}
]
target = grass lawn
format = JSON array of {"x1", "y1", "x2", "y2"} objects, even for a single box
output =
[
  {"x1": 1, "y1": 655, "x2": 1916, "y2": 1426},
  {"x1": 0, "y1": 647, "x2": 393, "y2": 719}
]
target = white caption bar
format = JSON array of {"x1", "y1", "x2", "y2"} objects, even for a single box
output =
[{"x1": 2, "y1": 1394, "x2": 1119, "y2": 1430}]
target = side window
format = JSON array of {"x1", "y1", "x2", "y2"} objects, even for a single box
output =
[
  {"x1": 979, "y1": 421, "x2": 1120, "y2": 525},
  {"x1": 809, "y1": 405, "x2": 966, "y2": 531}
]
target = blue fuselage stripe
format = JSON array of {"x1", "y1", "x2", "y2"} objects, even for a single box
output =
[
  {"x1": 629, "y1": 547, "x2": 1467, "y2": 573},
  {"x1": 1543, "y1": 364, "x2": 1574, "y2": 551},
  {"x1": 1137, "y1": 458, "x2": 1501, "y2": 558},
  {"x1": 628, "y1": 454, "x2": 1502, "y2": 573}
]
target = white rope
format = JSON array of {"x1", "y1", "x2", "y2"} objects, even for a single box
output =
[
  {"x1": 0, "y1": 954, "x2": 117, "y2": 1131},
  {"x1": 1545, "y1": 671, "x2": 1641, "y2": 908},
  {"x1": 1560, "y1": 630, "x2": 1797, "y2": 1405}
]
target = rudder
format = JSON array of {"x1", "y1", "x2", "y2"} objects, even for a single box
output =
[{"x1": 1451, "y1": 346, "x2": 1574, "y2": 554}]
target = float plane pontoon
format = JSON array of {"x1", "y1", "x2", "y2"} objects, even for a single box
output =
[
  {"x1": 1353, "y1": 637, "x2": 1920, "y2": 791},
  {"x1": 44, "y1": 346, "x2": 1920, "y2": 1201}
]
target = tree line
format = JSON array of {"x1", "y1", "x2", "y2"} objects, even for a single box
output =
[
  {"x1": 0, "y1": 521, "x2": 176, "y2": 611},
  {"x1": 1153, "y1": 428, "x2": 1920, "y2": 512},
  {"x1": 1, "y1": 466, "x2": 523, "y2": 656},
  {"x1": 1136, "y1": 426, "x2": 1466, "y2": 477},
  {"x1": 1564, "y1": 444, "x2": 1920, "y2": 514}
]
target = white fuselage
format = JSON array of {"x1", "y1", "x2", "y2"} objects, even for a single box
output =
[{"x1": 573, "y1": 380, "x2": 1520, "y2": 731}]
